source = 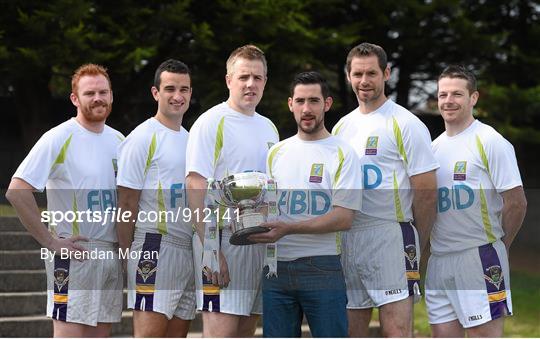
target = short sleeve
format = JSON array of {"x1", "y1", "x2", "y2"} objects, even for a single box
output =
[{"x1": 116, "y1": 131, "x2": 150, "y2": 190}]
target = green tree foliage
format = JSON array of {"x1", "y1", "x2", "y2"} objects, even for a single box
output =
[{"x1": 0, "y1": 0, "x2": 538, "y2": 146}]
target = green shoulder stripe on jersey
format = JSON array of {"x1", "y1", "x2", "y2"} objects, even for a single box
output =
[
  {"x1": 392, "y1": 117, "x2": 408, "y2": 165},
  {"x1": 145, "y1": 133, "x2": 157, "y2": 175},
  {"x1": 214, "y1": 117, "x2": 225, "y2": 168},
  {"x1": 267, "y1": 143, "x2": 285, "y2": 177},
  {"x1": 479, "y1": 184, "x2": 496, "y2": 243},
  {"x1": 72, "y1": 193, "x2": 79, "y2": 236},
  {"x1": 51, "y1": 134, "x2": 73, "y2": 169},
  {"x1": 116, "y1": 134, "x2": 124, "y2": 142},
  {"x1": 268, "y1": 121, "x2": 279, "y2": 137},
  {"x1": 333, "y1": 147, "x2": 345, "y2": 188},
  {"x1": 393, "y1": 171, "x2": 405, "y2": 222},
  {"x1": 476, "y1": 135, "x2": 491, "y2": 175},
  {"x1": 157, "y1": 181, "x2": 167, "y2": 235},
  {"x1": 332, "y1": 121, "x2": 345, "y2": 136}
]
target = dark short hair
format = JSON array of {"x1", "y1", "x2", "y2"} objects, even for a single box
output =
[
  {"x1": 438, "y1": 64, "x2": 477, "y2": 93},
  {"x1": 346, "y1": 42, "x2": 388, "y2": 73},
  {"x1": 289, "y1": 71, "x2": 330, "y2": 99},
  {"x1": 154, "y1": 59, "x2": 191, "y2": 89}
]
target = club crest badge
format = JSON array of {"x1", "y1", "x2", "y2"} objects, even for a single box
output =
[
  {"x1": 484, "y1": 265, "x2": 504, "y2": 289},
  {"x1": 404, "y1": 244, "x2": 417, "y2": 267},
  {"x1": 137, "y1": 259, "x2": 158, "y2": 283},
  {"x1": 54, "y1": 268, "x2": 69, "y2": 290},
  {"x1": 309, "y1": 163, "x2": 324, "y2": 183},
  {"x1": 453, "y1": 161, "x2": 467, "y2": 180},
  {"x1": 365, "y1": 136, "x2": 379, "y2": 155}
]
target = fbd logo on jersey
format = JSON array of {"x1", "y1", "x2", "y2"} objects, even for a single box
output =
[
  {"x1": 309, "y1": 163, "x2": 324, "y2": 183},
  {"x1": 365, "y1": 136, "x2": 379, "y2": 155},
  {"x1": 453, "y1": 161, "x2": 467, "y2": 180}
]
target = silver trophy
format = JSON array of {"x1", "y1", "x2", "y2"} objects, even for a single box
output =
[{"x1": 217, "y1": 172, "x2": 272, "y2": 245}]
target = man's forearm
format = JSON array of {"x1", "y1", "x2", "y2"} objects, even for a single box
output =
[
  {"x1": 6, "y1": 186, "x2": 55, "y2": 249},
  {"x1": 186, "y1": 173, "x2": 208, "y2": 244},
  {"x1": 116, "y1": 187, "x2": 141, "y2": 251},
  {"x1": 410, "y1": 170, "x2": 438, "y2": 254},
  {"x1": 501, "y1": 186, "x2": 527, "y2": 249}
]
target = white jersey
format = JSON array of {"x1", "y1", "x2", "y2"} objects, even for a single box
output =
[
  {"x1": 117, "y1": 117, "x2": 191, "y2": 239},
  {"x1": 430, "y1": 120, "x2": 523, "y2": 255},
  {"x1": 267, "y1": 135, "x2": 362, "y2": 261},
  {"x1": 332, "y1": 99, "x2": 439, "y2": 224},
  {"x1": 186, "y1": 102, "x2": 279, "y2": 180},
  {"x1": 13, "y1": 118, "x2": 124, "y2": 242}
]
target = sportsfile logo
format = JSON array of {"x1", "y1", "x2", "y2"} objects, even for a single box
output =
[
  {"x1": 365, "y1": 136, "x2": 379, "y2": 155},
  {"x1": 309, "y1": 163, "x2": 324, "y2": 183},
  {"x1": 453, "y1": 161, "x2": 467, "y2": 180}
]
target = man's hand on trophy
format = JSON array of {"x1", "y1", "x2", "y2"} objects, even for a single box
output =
[{"x1": 248, "y1": 221, "x2": 289, "y2": 243}]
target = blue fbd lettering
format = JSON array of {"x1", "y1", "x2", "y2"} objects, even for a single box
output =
[
  {"x1": 363, "y1": 164, "x2": 382, "y2": 189},
  {"x1": 290, "y1": 191, "x2": 307, "y2": 214},
  {"x1": 454, "y1": 184, "x2": 474, "y2": 209},
  {"x1": 279, "y1": 190, "x2": 331, "y2": 215},
  {"x1": 311, "y1": 191, "x2": 331, "y2": 215},
  {"x1": 170, "y1": 183, "x2": 184, "y2": 208},
  {"x1": 87, "y1": 190, "x2": 116, "y2": 211},
  {"x1": 438, "y1": 187, "x2": 451, "y2": 212},
  {"x1": 437, "y1": 185, "x2": 474, "y2": 212}
]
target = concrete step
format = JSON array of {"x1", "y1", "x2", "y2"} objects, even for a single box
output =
[
  {"x1": 0, "y1": 232, "x2": 40, "y2": 251},
  {"x1": 0, "y1": 250, "x2": 44, "y2": 270},
  {"x1": 0, "y1": 290, "x2": 132, "y2": 317},
  {"x1": 0, "y1": 217, "x2": 25, "y2": 232},
  {"x1": 0, "y1": 311, "x2": 133, "y2": 337},
  {"x1": 0, "y1": 270, "x2": 46, "y2": 292}
]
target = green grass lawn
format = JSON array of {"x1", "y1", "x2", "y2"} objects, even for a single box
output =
[
  {"x1": 0, "y1": 204, "x2": 17, "y2": 216},
  {"x1": 410, "y1": 270, "x2": 540, "y2": 337}
]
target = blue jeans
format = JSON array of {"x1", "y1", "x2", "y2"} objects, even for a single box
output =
[{"x1": 262, "y1": 255, "x2": 348, "y2": 337}]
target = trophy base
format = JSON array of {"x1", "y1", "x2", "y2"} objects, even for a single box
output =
[{"x1": 229, "y1": 226, "x2": 270, "y2": 246}]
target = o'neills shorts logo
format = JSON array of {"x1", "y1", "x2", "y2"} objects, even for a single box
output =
[
  {"x1": 309, "y1": 163, "x2": 324, "y2": 183},
  {"x1": 453, "y1": 161, "x2": 467, "y2": 180},
  {"x1": 365, "y1": 136, "x2": 379, "y2": 155}
]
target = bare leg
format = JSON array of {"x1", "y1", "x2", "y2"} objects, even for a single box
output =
[
  {"x1": 133, "y1": 310, "x2": 168, "y2": 337},
  {"x1": 347, "y1": 308, "x2": 373, "y2": 337},
  {"x1": 202, "y1": 311, "x2": 241, "y2": 337},
  {"x1": 467, "y1": 317, "x2": 504, "y2": 338},
  {"x1": 379, "y1": 297, "x2": 413, "y2": 337},
  {"x1": 236, "y1": 314, "x2": 260, "y2": 337},
  {"x1": 166, "y1": 316, "x2": 191, "y2": 337},
  {"x1": 431, "y1": 319, "x2": 465, "y2": 338}
]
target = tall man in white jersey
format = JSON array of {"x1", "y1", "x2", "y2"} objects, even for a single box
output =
[
  {"x1": 332, "y1": 42, "x2": 439, "y2": 337},
  {"x1": 116, "y1": 59, "x2": 195, "y2": 337},
  {"x1": 250, "y1": 71, "x2": 362, "y2": 337},
  {"x1": 186, "y1": 45, "x2": 279, "y2": 337},
  {"x1": 5, "y1": 64, "x2": 124, "y2": 337},
  {"x1": 426, "y1": 65, "x2": 527, "y2": 337}
]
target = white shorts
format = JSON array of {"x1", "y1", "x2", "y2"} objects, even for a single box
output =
[
  {"x1": 193, "y1": 228, "x2": 264, "y2": 316},
  {"x1": 127, "y1": 232, "x2": 196, "y2": 320},
  {"x1": 425, "y1": 240, "x2": 512, "y2": 328},
  {"x1": 45, "y1": 240, "x2": 123, "y2": 326},
  {"x1": 341, "y1": 219, "x2": 421, "y2": 309}
]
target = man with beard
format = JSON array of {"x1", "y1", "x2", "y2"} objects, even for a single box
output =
[
  {"x1": 6, "y1": 64, "x2": 124, "y2": 337},
  {"x1": 186, "y1": 45, "x2": 279, "y2": 337},
  {"x1": 332, "y1": 43, "x2": 439, "y2": 337},
  {"x1": 426, "y1": 65, "x2": 527, "y2": 337},
  {"x1": 116, "y1": 59, "x2": 195, "y2": 337},
  {"x1": 249, "y1": 71, "x2": 362, "y2": 337}
]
